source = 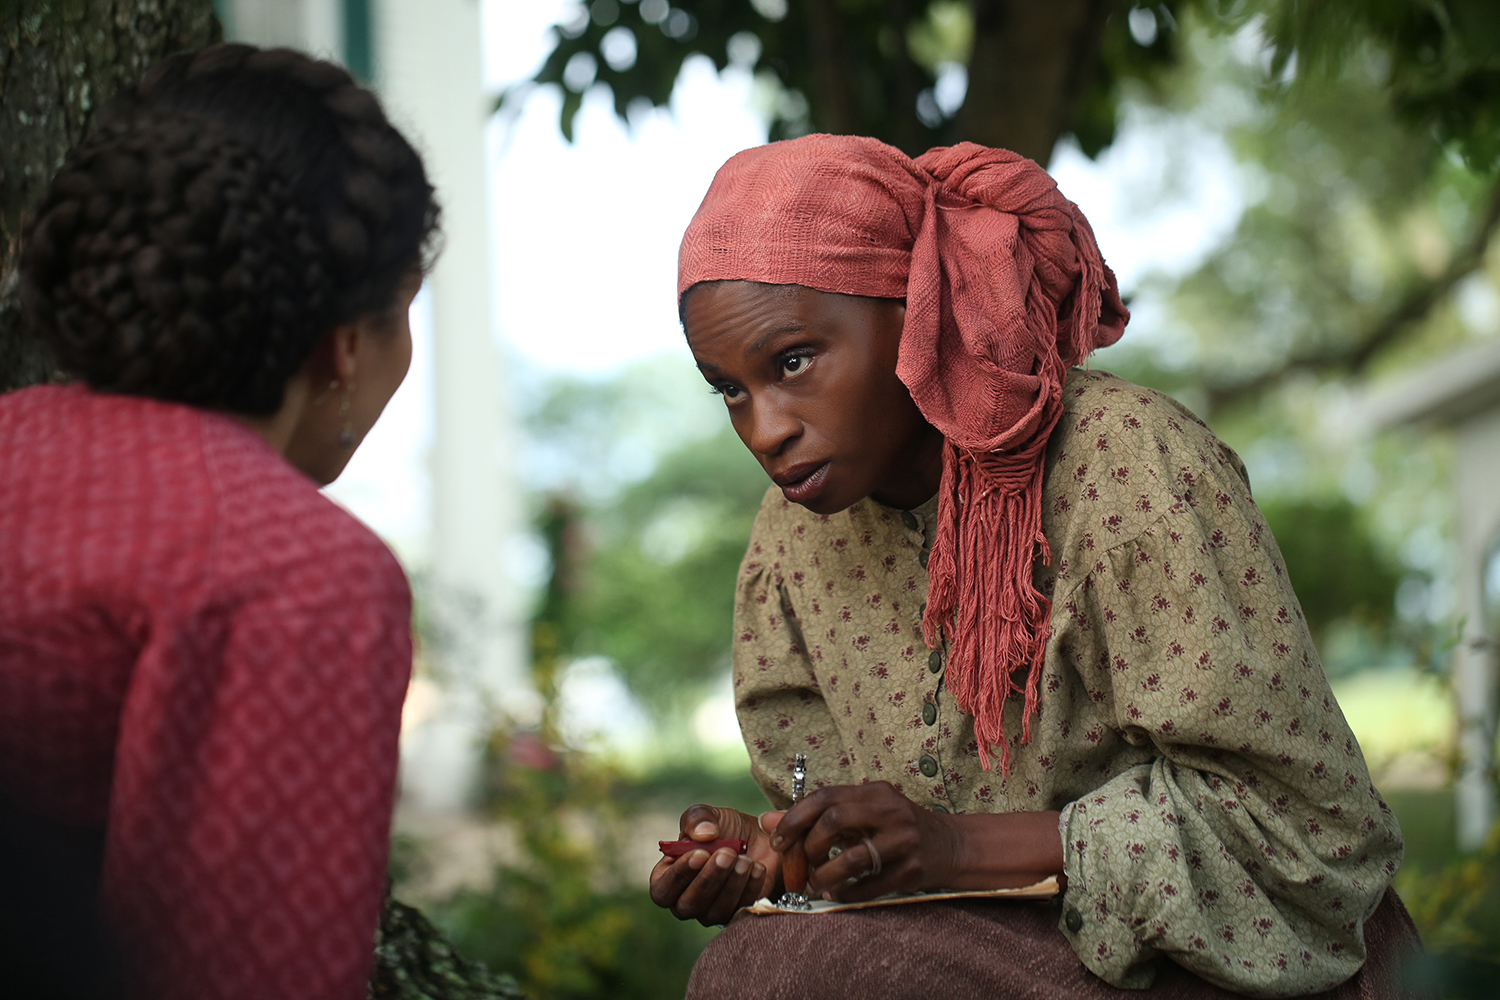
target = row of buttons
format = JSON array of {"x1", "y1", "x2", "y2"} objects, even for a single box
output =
[
  {"x1": 908, "y1": 502, "x2": 1074, "y2": 927},
  {"x1": 905, "y1": 509, "x2": 950, "y2": 818},
  {"x1": 901, "y1": 509, "x2": 930, "y2": 568}
]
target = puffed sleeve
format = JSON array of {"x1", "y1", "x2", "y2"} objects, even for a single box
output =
[
  {"x1": 100, "y1": 534, "x2": 412, "y2": 1000},
  {"x1": 1052, "y1": 460, "x2": 1403, "y2": 997},
  {"x1": 734, "y1": 491, "x2": 841, "y2": 810}
]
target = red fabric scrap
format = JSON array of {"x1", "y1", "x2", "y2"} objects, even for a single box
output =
[{"x1": 660, "y1": 839, "x2": 749, "y2": 858}]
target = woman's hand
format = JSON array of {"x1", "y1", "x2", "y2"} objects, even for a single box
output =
[
  {"x1": 771, "y1": 781, "x2": 1064, "y2": 904},
  {"x1": 648, "y1": 804, "x2": 784, "y2": 926}
]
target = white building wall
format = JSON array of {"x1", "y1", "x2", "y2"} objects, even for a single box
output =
[{"x1": 218, "y1": 0, "x2": 529, "y2": 814}]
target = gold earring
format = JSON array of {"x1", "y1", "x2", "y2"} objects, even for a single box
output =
[{"x1": 338, "y1": 380, "x2": 355, "y2": 448}]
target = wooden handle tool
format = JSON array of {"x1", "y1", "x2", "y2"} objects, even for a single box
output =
[{"x1": 781, "y1": 837, "x2": 808, "y2": 894}]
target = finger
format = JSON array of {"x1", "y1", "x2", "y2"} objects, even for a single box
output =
[
  {"x1": 823, "y1": 863, "x2": 902, "y2": 904},
  {"x1": 807, "y1": 838, "x2": 881, "y2": 895},
  {"x1": 670, "y1": 847, "x2": 740, "y2": 920},
  {"x1": 650, "y1": 849, "x2": 714, "y2": 909},
  {"x1": 700, "y1": 852, "x2": 757, "y2": 926},
  {"x1": 683, "y1": 805, "x2": 764, "y2": 844},
  {"x1": 678, "y1": 803, "x2": 721, "y2": 840},
  {"x1": 802, "y1": 799, "x2": 889, "y2": 862},
  {"x1": 745, "y1": 859, "x2": 772, "y2": 902},
  {"x1": 758, "y1": 811, "x2": 785, "y2": 835},
  {"x1": 771, "y1": 787, "x2": 848, "y2": 850}
]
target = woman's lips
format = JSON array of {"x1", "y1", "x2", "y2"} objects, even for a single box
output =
[{"x1": 775, "y1": 462, "x2": 831, "y2": 504}]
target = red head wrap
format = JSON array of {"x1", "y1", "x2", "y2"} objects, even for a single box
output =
[{"x1": 680, "y1": 135, "x2": 1128, "y2": 772}]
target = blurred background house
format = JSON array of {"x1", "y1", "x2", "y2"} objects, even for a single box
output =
[
  {"x1": 5, "y1": 1, "x2": 1500, "y2": 996},
  {"x1": 1367, "y1": 340, "x2": 1500, "y2": 852},
  {"x1": 214, "y1": 0, "x2": 533, "y2": 815}
]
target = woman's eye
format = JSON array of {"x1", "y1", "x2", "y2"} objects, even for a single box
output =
[
  {"x1": 780, "y1": 354, "x2": 811, "y2": 378},
  {"x1": 712, "y1": 383, "x2": 743, "y2": 401}
]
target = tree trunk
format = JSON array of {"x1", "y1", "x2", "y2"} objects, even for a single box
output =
[
  {"x1": 805, "y1": 0, "x2": 856, "y2": 134},
  {"x1": 960, "y1": 0, "x2": 1116, "y2": 164},
  {"x1": 0, "y1": 0, "x2": 221, "y2": 393}
]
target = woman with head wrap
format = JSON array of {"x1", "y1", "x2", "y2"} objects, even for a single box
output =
[{"x1": 648, "y1": 136, "x2": 1419, "y2": 998}]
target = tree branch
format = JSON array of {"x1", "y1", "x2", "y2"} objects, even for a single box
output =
[{"x1": 1203, "y1": 174, "x2": 1500, "y2": 417}]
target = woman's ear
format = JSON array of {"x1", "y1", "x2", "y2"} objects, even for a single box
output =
[
  {"x1": 327, "y1": 322, "x2": 361, "y2": 387},
  {"x1": 298, "y1": 325, "x2": 357, "y2": 394}
]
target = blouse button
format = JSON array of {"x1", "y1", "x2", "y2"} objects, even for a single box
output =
[
  {"x1": 922, "y1": 702, "x2": 937, "y2": 726},
  {"x1": 919, "y1": 754, "x2": 939, "y2": 778},
  {"x1": 901, "y1": 510, "x2": 919, "y2": 531},
  {"x1": 928, "y1": 650, "x2": 943, "y2": 674},
  {"x1": 931, "y1": 805, "x2": 949, "y2": 814},
  {"x1": 1065, "y1": 908, "x2": 1084, "y2": 933}
]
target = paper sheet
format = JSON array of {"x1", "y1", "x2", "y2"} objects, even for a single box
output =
[{"x1": 743, "y1": 875, "x2": 1060, "y2": 916}]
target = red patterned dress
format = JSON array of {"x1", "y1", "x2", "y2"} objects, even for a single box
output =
[{"x1": 0, "y1": 384, "x2": 413, "y2": 999}]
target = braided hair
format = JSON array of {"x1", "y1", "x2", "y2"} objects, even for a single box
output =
[{"x1": 19, "y1": 44, "x2": 440, "y2": 415}]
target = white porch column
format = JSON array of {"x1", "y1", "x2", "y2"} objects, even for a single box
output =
[
  {"x1": 217, "y1": 0, "x2": 339, "y2": 56},
  {"x1": 375, "y1": 0, "x2": 529, "y2": 813},
  {"x1": 1365, "y1": 338, "x2": 1500, "y2": 853},
  {"x1": 1453, "y1": 408, "x2": 1500, "y2": 850}
]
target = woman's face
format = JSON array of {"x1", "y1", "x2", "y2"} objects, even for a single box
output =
[
  {"x1": 683, "y1": 280, "x2": 943, "y2": 514},
  {"x1": 284, "y1": 269, "x2": 420, "y2": 485}
]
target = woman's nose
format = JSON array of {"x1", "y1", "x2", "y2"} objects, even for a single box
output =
[{"x1": 746, "y1": 395, "x2": 801, "y2": 458}]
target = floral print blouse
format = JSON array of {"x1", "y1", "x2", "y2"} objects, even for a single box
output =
[{"x1": 731, "y1": 369, "x2": 1403, "y2": 998}]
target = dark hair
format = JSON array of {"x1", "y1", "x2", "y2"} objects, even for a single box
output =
[{"x1": 19, "y1": 44, "x2": 440, "y2": 415}]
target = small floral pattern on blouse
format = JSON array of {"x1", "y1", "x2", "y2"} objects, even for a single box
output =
[{"x1": 732, "y1": 369, "x2": 1403, "y2": 998}]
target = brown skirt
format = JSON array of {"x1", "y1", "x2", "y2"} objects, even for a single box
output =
[{"x1": 686, "y1": 888, "x2": 1423, "y2": 999}]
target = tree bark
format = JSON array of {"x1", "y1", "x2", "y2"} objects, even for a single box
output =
[
  {"x1": 371, "y1": 896, "x2": 527, "y2": 1000},
  {"x1": 0, "y1": 0, "x2": 220, "y2": 393},
  {"x1": 960, "y1": 0, "x2": 1116, "y2": 164}
]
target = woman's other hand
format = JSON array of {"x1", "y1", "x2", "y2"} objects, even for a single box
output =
[
  {"x1": 649, "y1": 804, "x2": 783, "y2": 925},
  {"x1": 770, "y1": 781, "x2": 1063, "y2": 903}
]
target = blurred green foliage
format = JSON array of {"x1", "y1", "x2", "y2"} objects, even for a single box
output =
[
  {"x1": 1258, "y1": 498, "x2": 1401, "y2": 647},
  {"x1": 1395, "y1": 811, "x2": 1500, "y2": 999},
  {"x1": 415, "y1": 479, "x2": 767, "y2": 999},
  {"x1": 567, "y1": 429, "x2": 767, "y2": 715},
  {"x1": 520, "y1": 0, "x2": 1184, "y2": 156},
  {"x1": 433, "y1": 736, "x2": 720, "y2": 1000},
  {"x1": 524, "y1": 1, "x2": 1500, "y2": 176},
  {"x1": 518, "y1": 359, "x2": 768, "y2": 716},
  {"x1": 1245, "y1": 0, "x2": 1500, "y2": 174}
]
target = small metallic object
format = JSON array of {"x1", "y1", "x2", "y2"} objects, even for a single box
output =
[{"x1": 777, "y1": 754, "x2": 812, "y2": 910}]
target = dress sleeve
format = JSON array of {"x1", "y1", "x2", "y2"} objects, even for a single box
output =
[
  {"x1": 101, "y1": 538, "x2": 412, "y2": 1000},
  {"x1": 1053, "y1": 474, "x2": 1403, "y2": 997},
  {"x1": 734, "y1": 501, "x2": 841, "y2": 810}
]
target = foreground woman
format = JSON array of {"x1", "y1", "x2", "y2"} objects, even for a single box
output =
[
  {"x1": 650, "y1": 136, "x2": 1419, "y2": 998},
  {"x1": 0, "y1": 45, "x2": 436, "y2": 999}
]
